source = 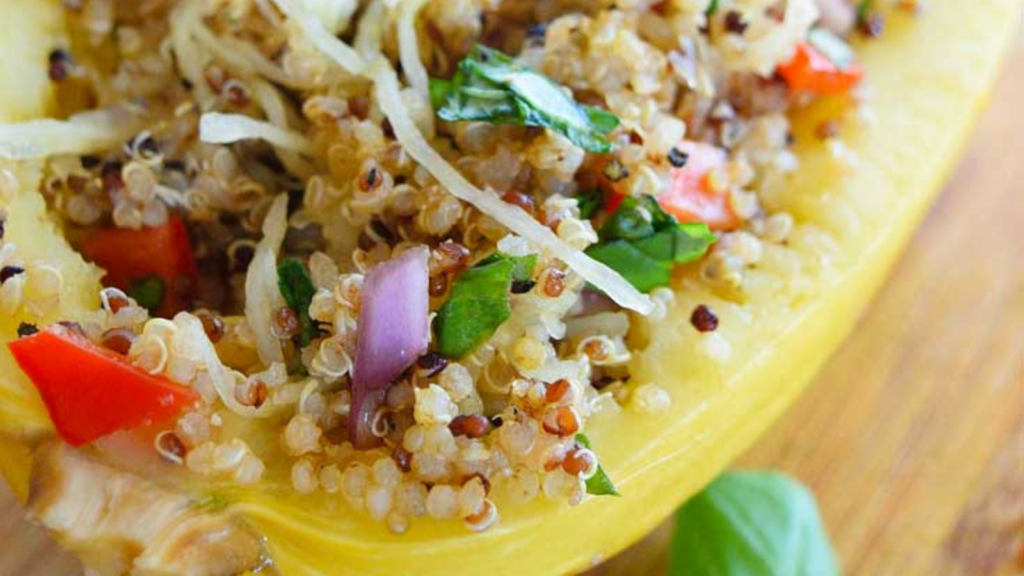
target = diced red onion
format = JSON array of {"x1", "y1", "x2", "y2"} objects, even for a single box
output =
[{"x1": 350, "y1": 247, "x2": 430, "y2": 447}]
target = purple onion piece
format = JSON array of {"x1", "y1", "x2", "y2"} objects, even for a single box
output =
[{"x1": 350, "y1": 246, "x2": 430, "y2": 448}]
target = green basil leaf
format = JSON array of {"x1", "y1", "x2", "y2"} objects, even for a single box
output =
[
  {"x1": 632, "y1": 223, "x2": 716, "y2": 265},
  {"x1": 585, "y1": 240, "x2": 672, "y2": 294},
  {"x1": 600, "y1": 197, "x2": 656, "y2": 241},
  {"x1": 434, "y1": 45, "x2": 620, "y2": 153},
  {"x1": 856, "y1": 0, "x2": 874, "y2": 21},
  {"x1": 434, "y1": 255, "x2": 524, "y2": 358},
  {"x1": 127, "y1": 275, "x2": 165, "y2": 313},
  {"x1": 706, "y1": 0, "x2": 720, "y2": 15},
  {"x1": 669, "y1": 471, "x2": 840, "y2": 576},
  {"x1": 277, "y1": 258, "x2": 318, "y2": 347},
  {"x1": 574, "y1": 433, "x2": 619, "y2": 496},
  {"x1": 475, "y1": 252, "x2": 537, "y2": 283},
  {"x1": 588, "y1": 195, "x2": 714, "y2": 292},
  {"x1": 576, "y1": 189, "x2": 604, "y2": 220}
]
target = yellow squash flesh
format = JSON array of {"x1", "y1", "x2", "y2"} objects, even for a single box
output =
[{"x1": 0, "y1": 1, "x2": 1018, "y2": 575}]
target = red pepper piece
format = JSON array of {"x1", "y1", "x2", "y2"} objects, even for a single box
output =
[
  {"x1": 80, "y1": 215, "x2": 200, "y2": 317},
  {"x1": 8, "y1": 324, "x2": 198, "y2": 446},
  {"x1": 777, "y1": 41, "x2": 864, "y2": 95},
  {"x1": 657, "y1": 141, "x2": 739, "y2": 231}
]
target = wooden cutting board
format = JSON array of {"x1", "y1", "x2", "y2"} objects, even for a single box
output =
[{"x1": 1, "y1": 32, "x2": 1021, "y2": 576}]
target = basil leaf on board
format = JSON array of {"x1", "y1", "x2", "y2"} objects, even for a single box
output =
[
  {"x1": 277, "y1": 258, "x2": 319, "y2": 347},
  {"x1": 669, "y1": 471, "x2": 840, "y2": 576},
  {"x1": 432, "y1": 45, "x2": 620, "y2": 153},
  {"x1": 434, "y1": 252, "x2": 536, "y2": 358},
  {"x1": 574, "y1": 433, "x2": 619, "y2": 497},
  {"x1": 586, "y1": 195, "x2": 715, "y2": 292},
  {"x1": 127, "y1": 275, "x2": 165, "y2": 313}
]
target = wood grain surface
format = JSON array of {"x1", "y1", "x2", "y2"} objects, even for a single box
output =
[{"x1": 1, "y1": 30, "x2": 1021, "y2": 576}]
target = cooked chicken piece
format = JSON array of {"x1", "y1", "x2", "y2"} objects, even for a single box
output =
[{"x1": 27, "y1": 441, "x2": 264, "y2": 576}]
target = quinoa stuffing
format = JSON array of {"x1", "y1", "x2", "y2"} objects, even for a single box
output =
[{"x1": 0, "y1": 0, "x2": 886, "y2": 536}]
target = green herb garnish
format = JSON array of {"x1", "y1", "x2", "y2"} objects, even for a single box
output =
[
  {"x1": 575, "y1": 433, "x2": 618, "y2": 496},
  {"x1": 856, "y1": 0, "x2": 874, "y2": 22},
  {"x1": 431, "y1": 45, "x2": 620, "y2": 153},
  {"x1": 706, "y1": 0, "x2": 720, "y2": 16},
  {"x1": 585, "y1": 196, "x2": 715, "y2": 293},
  {"x1": 669, "y1": 471, "x2": 840, "y2": 576},
  {"x1": 433, "y1": 252, "x2": 537, "y2": 358},
  {"x1": 277, "y1": 258, "x2": 318, "y2": 347},
  {"x1": 576, "y1": 189, "x2": 605, "y2": 220},
  {"x1": 127, "y1": 275, "x2": 165, "y2": 313}
]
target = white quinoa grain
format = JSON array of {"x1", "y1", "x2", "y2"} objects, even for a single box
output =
[
  {"x1": 457, "y1": 477, "x2": 487, "y2": 518},
  {"x1": 291, "y1": 457, "x2": 320, "y2": 494},
  {"x1": 632, "y1": 383, "x2": 671, "y2": 414},
  {"x1": 365, "y1": 485, "x2": 394, "y2": 521},
  {"x1": 394, "y1": 481, "x2": 428, "y2": 517},
  {"x1": 425, "y1": 485, "x2": 459, "y2": 520},
  {"x1": 284, "y1": 414, "x2": 323, "y2": 456},
  {"x1": 438, "y1": 363, "x2": 474, "y2": 402},
  {"x1": 387, "y1": 511, "x2": 410, "y2": 535},
  {"x1": 413, "y1": 384, "x2": 458, "y2": 426},
  {"x1": 319, "y1": 464, "x2": 342, "y2": 493},
  {"x1": 372, "y1": 457, "x2": 402, "y2": 488},
  {"x1": 341, "y1": 462, "x2": 372, "y2": 509}
]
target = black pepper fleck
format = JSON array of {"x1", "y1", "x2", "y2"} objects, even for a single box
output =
[
  {"x1": 527, "y1": 23, "x2": 548, "y2": 39},
  {"x1": 511, "y1": 279, "x2": 537, "y2": 294},
  {"x1": 724, "y1": 11, "x2": 748, "y2": 34},
  {"x1": 667, "y1": 147, "x2": 690, "y2": 168},
  {"x1": 80, "y1": 154, "x2": 101, "y2": 170},
  {"x1": 690, "y1": 304, "x2": 719, "y2": 332},
  {"x1": 416, "y1": 352, "x2": 448, "y2": 377},
  {"x1": 17, "y1": 323, "x2": 39, "y2": 338},
  {"x1": 47, "y1": 48, "x2": 73, "y2": 82}
]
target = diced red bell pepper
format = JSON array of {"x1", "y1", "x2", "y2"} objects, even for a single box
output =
[
  {"x1": 8, "y1": 324, "x2": 198, "y2": 447},
  {"x1": 80, "y1": 215, "x2": 200, "y2": 317},
  {"x1": 777, "y1": 41, "x2": 864, "y2": 95},
  {"x1": 657, "y1": 141, "x2": 740, "y2": 231}
]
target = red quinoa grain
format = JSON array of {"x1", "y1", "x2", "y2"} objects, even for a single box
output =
[
  {"x1": 690, "y1": 304, "x2": 719, "y2": 332},
  {"x1": 101, "y1": 328, "x2": 136, "y2": 355}
]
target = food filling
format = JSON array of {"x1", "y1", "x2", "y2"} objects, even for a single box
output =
[{"x1": 0, "y1": 0, "x2": 896, "y2": 535}]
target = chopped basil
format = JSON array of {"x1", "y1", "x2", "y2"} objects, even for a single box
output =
[
  {"x1": 576, "y1": 189, "x2": 604, "y2": 220},
  {"x1": 575, "y1": 433, "x2": 618, "y2": 497},
  {"x1": 434, "y1": 252, "x2": 537, "y2": 358},
  {"x1": 586, "y1": 196, "x2": 715, "y2": 292},
  {"x1": 431, "y1": 45, "x2": 620, "y2": 153},
  {"x1": 475, "y1": 252, "x2": 537, "y2": 283},
  {"x1": 669, "y1": 471, "x2": 839, "y2": 576},
  {"x1": 127, "y1": 275, "x2": 166, "y2": 313},
  {"x1": 856, "y1": 0, "x2": 874, "y2": 21},
  {"x1": 277, "y1": 258, "x2": 318, "y2": 347}
]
